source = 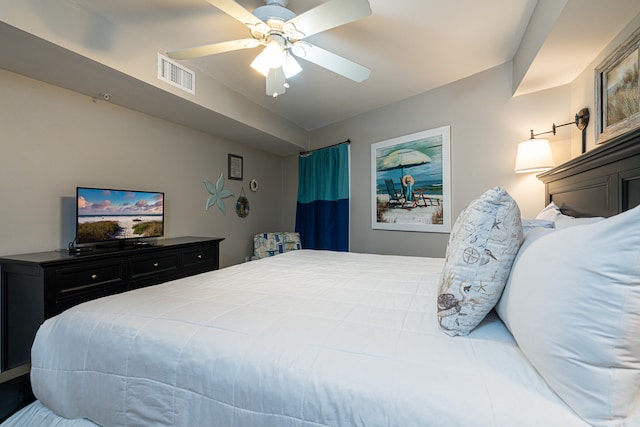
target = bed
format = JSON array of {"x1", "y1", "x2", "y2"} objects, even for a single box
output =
[{"x1": 3, "y1": 129, "x2": 640, "y2": 427}]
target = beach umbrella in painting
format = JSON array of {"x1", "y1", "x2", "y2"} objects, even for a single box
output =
[{"x1": 378, "y1": 149, "x2": 431, "y2": 177}]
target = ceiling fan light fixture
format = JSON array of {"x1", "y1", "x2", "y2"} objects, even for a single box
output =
[
  {"x1": 282, "y1": 52, "x2": 302, "y2": 78},
  {"x1": 250, "y1": 51, "x2": 271, "y2": 77},
  {"x1": 264, "y1": 38, "x2": 284, "y2": 68},
  {"x1": 250, "y1": 37, "x2": 286, "y2": 76}
]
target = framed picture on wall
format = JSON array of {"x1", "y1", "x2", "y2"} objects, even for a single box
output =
[
  {"x1": 595, "y1": 27, "x2": 640, "y2": 143},
  {"x1": 228, "y1": 154, "x2": 243, "y2": 180},
  {"x1": 371, "y1": 125, "x2": 451, "y2": 233}
]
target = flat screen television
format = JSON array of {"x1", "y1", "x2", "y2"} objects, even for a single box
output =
[{"x1": 76, "y1": 187, "x2": 164, "y2": 245}]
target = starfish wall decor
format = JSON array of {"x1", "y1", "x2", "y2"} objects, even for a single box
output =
[{"x1": 204, "y1": 172, "x2": 234, "y2": 215}]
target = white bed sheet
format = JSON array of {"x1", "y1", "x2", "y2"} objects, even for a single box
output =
[{"x1": 12, "y1": 250, "x2": 587, "y2": 426}]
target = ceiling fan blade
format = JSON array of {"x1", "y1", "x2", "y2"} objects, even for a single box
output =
[
  {"x1": 166, "y1": 39, "x2": 261, "y2": 60},
  {"x1": 287, "y1": 0, "x2": 371, "y2": 39},
  {"x1": 205, "y1": 0, "x2": 267, "y2": 31},
  {"x1": 266, "y1": 66, "x2": 287, "y2": 97},
  {"x1": 292, "y1": 42, "x2": 370, "y2": 82}
]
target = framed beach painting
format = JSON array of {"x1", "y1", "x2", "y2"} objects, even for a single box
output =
[
  {"x1": 595, "y1": 27, "x2": 640, "y2": 143},
  {"x1": 371, "y1": 125, "x2": 451, "y2": 233}
]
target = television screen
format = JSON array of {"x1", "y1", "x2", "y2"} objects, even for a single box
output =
[{"x1": 76, "y1": 187, "x2": 164, "y2": 244}]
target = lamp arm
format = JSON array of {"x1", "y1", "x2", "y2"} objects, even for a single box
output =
[{"x1": 529, "y1": 108, "x2": 590, "y2": 139}]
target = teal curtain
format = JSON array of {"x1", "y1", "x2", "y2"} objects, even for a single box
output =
[{"x1": 295, "y1": 143, "x2": 350, "y2": 251}]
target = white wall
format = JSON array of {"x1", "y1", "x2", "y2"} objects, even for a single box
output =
[
  {"x1": 0, "y1": 69, "x2": 287, "y2": 267},
  {"x1": 286, "y1": 62, "x2": 573, "y2": 258}
]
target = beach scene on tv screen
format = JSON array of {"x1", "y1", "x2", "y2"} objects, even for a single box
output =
[{"x1": 77, "y1": 188, "x2": 164, "y2": 243}]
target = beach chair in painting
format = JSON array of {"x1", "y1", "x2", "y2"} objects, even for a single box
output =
[
  {"x1": 384, "y1": 179, "x2": 406, "y2": 208},
  {"x1": 399, "y1": 177, "x2": 422, "y2": 208},
  {"x1": 421, "y1": 194, "x2": 441, "y2": 206},
  {"x1": 421, "y1": 195, "x2": 441, "y2": 207}
]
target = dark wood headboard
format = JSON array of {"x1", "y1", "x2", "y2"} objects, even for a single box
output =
[{"x1": 538, "y1": 127, "x2": 640, "y2": 218}]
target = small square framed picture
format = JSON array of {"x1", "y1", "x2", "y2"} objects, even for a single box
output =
[{"x1": 228, "y1": 154, "x2": 243, "y2": 180}]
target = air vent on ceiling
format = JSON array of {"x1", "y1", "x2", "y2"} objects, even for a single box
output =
[{"x1": 157, "y1": 53, "x2": 195, "y2": 94}]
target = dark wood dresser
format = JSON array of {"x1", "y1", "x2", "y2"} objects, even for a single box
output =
[{"x1": 0, "y1": 236, "x2": 223, "y2": 421}]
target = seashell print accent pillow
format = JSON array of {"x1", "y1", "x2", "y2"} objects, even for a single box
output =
[{"x1": 437, "y1": 187, "x2": 523, "y2": 336}]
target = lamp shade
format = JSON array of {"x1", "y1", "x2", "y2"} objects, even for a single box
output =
[{"x1": 514, "y1": 138, "x2": 554, "y2": 173}]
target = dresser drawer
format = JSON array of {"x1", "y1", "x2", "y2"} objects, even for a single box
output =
[
  {"x1": 0, "y1": 236, "x2": 222, "y2": 395},
  {"x1": 129, "y1": 253, "x2": 178, "y2": 280},
  {"x1": 182, "y1": 246, "x2": 216, "y2": 268},
  {"x1": 54, "y1": 260, "x2": 125, "y2": 298}
]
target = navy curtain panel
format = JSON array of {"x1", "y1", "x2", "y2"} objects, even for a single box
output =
[{"x1": 295, "y1": 143, "x2": 350, "y2": 251}]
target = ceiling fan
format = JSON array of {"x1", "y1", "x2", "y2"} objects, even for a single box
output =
[{"x1": 166, "y1": 0, "x2": 372, "y2": 97}]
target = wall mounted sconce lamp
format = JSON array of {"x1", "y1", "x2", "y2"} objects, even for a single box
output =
[{"x1": 514, "y1": 108, "x2": 589, "y2": 174}]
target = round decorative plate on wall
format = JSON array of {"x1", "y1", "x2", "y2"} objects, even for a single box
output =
[{"x1": 249, "y1": 179, "x2": 259, "y2": 192}]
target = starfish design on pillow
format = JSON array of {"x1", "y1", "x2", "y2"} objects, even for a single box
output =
[{"x1": 204, "y1": 172, "x2": 234, "y2": 215}]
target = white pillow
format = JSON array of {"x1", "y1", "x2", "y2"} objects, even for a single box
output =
[
  {"x1": 497, "y1": 226, "x2": 555, "y2": 333},
  {"x1": 554, "y1": 215, "x2": 604, "y2": 229},
  {"x1": 521, "y1": 218, "x2": 554, "y2": 237},
  {"x1": 437, "y1": 187, "x2": 523, "y2": 336},
  {"x1": 535, "y1": 201, "x2": 573, "y2": 222},
  {"x1": 497, "y1": 206, "x2": 640, "y2": 426},
  {"x1": 535, "y1": 202, "x2": 605, "y2": 229}
]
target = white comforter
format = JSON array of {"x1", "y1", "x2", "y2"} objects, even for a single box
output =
[{"x1": 24, "y1": 250, "x2": 585, "y2": 426}]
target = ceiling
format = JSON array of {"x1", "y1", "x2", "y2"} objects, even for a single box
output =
[
  {"x1": 62, "y1": 0, "x2": 538, "y2": 131},
  {"x1": 1, "y1": 0, "x2": 640, "y2": 154}
]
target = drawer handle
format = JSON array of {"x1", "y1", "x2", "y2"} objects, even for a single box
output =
[
  {"x1": 153, "y1": 262, "x2": 159, "y2": 267},
  {"x1": 197, "y1": 254, "x2": 203, "y2": 259},
  {"x1": 91, "y1": 274, "x2": 98, "y2": 280}
]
